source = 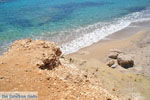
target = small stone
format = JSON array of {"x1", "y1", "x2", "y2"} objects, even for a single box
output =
[
  {"x1": 107, "y1": 60, "x2": 115, "y2": 67},
  {"x1": 84, "y1": 75, "x2": 88, "y2": 78},
  {"x1": 112, "y1": 88, "x2": 115, "y2": 91}
]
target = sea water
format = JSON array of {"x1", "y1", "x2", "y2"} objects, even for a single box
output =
[{"x1": 0, "y1": 0, "x2": 150, "y2": 54}]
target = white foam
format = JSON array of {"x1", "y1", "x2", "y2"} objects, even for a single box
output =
[
  {"x1": 61, "y1": 9, "x2": 150, "y2": 54},
  {"x1": 61, "y1": 20, "x2": 130, "y2": 54}
]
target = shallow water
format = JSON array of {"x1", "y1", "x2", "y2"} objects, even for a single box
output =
[{"x1": 0, "y1": 0, "x2": 150, "y2": 54}]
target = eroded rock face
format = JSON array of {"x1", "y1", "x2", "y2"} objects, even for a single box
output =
[
  {"x1": 7, "y1": 39, "x2": 62, "y2": 70},
  {"x1": 117, "y1": 54, "x2": 134, "y2": 68}
]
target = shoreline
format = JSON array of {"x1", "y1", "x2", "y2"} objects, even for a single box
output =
[{"x1": 67, "y1": 19, "x2": 150, "y2": 57}]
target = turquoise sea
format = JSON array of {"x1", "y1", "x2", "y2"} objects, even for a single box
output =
[{"x1": 0, "y1": 0, "x2": 150, "y2": 54}]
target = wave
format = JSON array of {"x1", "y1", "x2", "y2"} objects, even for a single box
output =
[{"x1": 61, "y1": 8, "x2": 150, "y2": 54}]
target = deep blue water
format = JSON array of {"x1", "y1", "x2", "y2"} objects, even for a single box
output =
[{"x1": 0, "y1": 0, "x2": 150, "y2": 54}]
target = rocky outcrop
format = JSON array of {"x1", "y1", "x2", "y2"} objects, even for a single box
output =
[{"x1": 7, "y1": 38, "x2": 62, "y2": 70}]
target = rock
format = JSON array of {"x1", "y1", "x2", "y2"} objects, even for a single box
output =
[
  {"x1": 108, "y1": 52, "x2": 118, "y2": 59},
  {"x1": 107, "y1": 60, "x2": 115, "y2": 67},
  {"x1": 117, "y1": 54, "x2": 134, "y2": 68}
]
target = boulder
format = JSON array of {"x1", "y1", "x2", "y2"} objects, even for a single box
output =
[{"x1": 117, "y1": 54, "x2": 134, "y2": 68}]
